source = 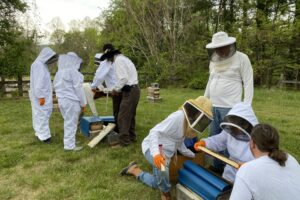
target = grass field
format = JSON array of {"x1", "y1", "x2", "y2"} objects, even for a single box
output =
[{"x1": 0, "y1": 88, "x2": 299, "y2": 200}]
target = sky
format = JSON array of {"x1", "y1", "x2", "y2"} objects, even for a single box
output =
[{"x1": 26, "y1": 0, "x2": 110, "y2": 44}]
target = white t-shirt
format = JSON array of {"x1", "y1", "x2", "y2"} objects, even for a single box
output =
[{"x1": 230, "y1": 154, "x2": 300, "y2": 200}]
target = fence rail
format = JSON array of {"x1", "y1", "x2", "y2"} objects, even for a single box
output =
[{"x1": 0, "y1": 73, "x2": 94, "y2": 97}]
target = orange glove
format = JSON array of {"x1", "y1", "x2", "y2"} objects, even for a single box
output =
[
  {"x1": 81, "y1": 106, "x2": 86, "y2": 113},
  {"x1": 153, "y1": 154, "x2": 165, "y2": 169},
  {"x1": 194, "y1": 140, "x2": 206, "y2": 151},
  {"x1": 39, "y1": 98, "x2": 45, "y2": 106}
]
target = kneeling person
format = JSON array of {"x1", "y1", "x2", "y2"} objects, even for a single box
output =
[{"x1": 120, "y1": 96, "x2": 213, "y2": 200}]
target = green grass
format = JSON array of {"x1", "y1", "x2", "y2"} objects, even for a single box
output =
[{"x1": 0, "y1": 88, "x2": 299, "y2": 199}]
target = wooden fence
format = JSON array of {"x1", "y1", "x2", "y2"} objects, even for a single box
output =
[{"x1": 0, "y1": 72, "x2": 94, "y2": 97}]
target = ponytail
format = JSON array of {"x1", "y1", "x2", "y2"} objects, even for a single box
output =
[
  {"x1": 269, "y1": 149, "x2": 287, "y2": 167},
  {"x1": 251, "y1": 124, "x2": 287, "y2": 167}
]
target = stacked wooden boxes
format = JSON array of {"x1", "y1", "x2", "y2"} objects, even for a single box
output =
[{"x1": 147, "y1": 83, "x2": 162, "y2": 102}]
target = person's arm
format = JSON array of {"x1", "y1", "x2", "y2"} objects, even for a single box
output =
[
  {"x1": 230, "y1": 174, "x2": 252, "y2": 200},
  {"x1": 178, "y1": 141, "x2": 195, "y2": 158},
  {"x1": 113, "y1": 58, "x2": 128, "y2": 92},
  {"x1": 240, "y1": 54, "x2": 253, "y2": 104},
  {"x1": 72, "y1": 71, "x2": 87, "y2": 107},
  {"x1": 91, "y1": 62, "x2": 110, "y2": 89},
  {"x1": 203, "y1": 130, "x2": 228, "y2": 152},
  {"x1": 204, "y1": 62, "x2": 213, "y2": 98},
  {"x1": 33, "y1": 64, "x2": 48, "y2": 98}
]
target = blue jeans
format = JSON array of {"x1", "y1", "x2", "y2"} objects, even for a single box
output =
[
  {"x1": 210, "y1": 107, "x2": 231, "y2": 170},
  {"x1": 137, "y1": 149, "x2": 171, "y2": 193}
]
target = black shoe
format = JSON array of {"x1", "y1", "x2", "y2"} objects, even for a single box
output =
[
  {"x1": 119, "y1": 161, "x2": 137, "y2": 176},
  {"x1": 42, "y1": 137, "x2": 51, "y2": 144}
]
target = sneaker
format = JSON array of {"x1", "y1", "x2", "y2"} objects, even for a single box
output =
[{"x1": 42, "y1": 137, "x2": 51, "y2": 144}]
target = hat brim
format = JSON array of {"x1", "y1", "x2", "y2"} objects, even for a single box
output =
[
  {"x1": 206, "y1": 37, "x2": 236, "y2": 49},
  {"x1": 100, "y1": 50, "x2": 121, "y2": 61}
]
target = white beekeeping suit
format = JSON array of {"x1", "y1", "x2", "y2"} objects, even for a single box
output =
[
  {"x1": 29, "y1": 47, "x2": 57, "y2": 142},
  {"x1": 53, "y1": 52, "x2": 87, "y2": 150}
]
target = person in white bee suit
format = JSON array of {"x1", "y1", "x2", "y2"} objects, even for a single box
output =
[
  {"x1": 194, "y1": 102, "x2": 258, "y2": 182},
  {"x1": 53, "y1": 52, "x2": 87, "y2": 151},
  {"x1": 204, "y1": 31, "x2": 254, "y2": 173},
  {"x1": 120, "y1": 96, "x2": 213, "y2": 200},
  {"x1": 29, "y1": 47, "x2": 58, "y2": 144}
]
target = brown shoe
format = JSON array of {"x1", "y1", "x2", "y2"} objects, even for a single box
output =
[{"x1": 161, "y1": 192, "x2": 171, "y2": 200}]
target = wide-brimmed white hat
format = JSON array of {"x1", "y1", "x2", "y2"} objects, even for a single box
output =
[{"x1": 206, "y1": 31, "x2": 236, "y2": 49}]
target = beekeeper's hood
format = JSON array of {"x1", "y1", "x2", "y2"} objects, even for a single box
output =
[
  {"x1": 36, "y1": 47, "x2": 57, "y2": 65},
  {"x1": 182, "y1": 96, "x2": 213, "y2": 135},
  {"x1": 220, "y1": 102, "x2": 258, "y2": 141},
  {"x1": 206, "y1": 32, "x2": 236, "y2": 62},
  {"x1": 57, "y1": 53, "x2": 82, "y2": 71}
]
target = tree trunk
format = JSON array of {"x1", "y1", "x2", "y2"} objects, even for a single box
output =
[{"x1": 17, "y1": 75, "x2": 23, "y2": 97}]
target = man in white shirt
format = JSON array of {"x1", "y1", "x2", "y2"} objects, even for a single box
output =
[
  {"x1": 230, "y1": 124, "x2": 300, "y2": 200},
  {"x1": 90, "y1": 52, "x2": 121, "y2": 132},
  {"x1": 100, "y1": 44, "x2": 140, "y2": 146},
  {"x1": 204, "y1": 31, "x2": 254, "y2": 172}
]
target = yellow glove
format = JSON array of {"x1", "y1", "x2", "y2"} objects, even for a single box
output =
[
  {"x1": 39, "y1": 98, "x2": 45, "y2": 106},
  {"x1": 153, "y1": 154, "x2": 165, "y2": 169},
  {"x1": 81, "y1": 106, "x2": 86, "y2": 113},
  {"x1": 194, "y1": 140, "x2": 206, "y2": 151}
]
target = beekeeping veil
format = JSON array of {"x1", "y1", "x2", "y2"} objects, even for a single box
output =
[
  {"x1": 220, "y1": 102, "x2": 258, "y2": 141},
  {"x1": 206, "y1": 31, "x2": 236, "y2": 62},
  {"x1": 94, "y1": 53, "x2": 102, "y2": 67},
  {"x1": 182, "y1": 96, "x2": 213, "y2": 137}
]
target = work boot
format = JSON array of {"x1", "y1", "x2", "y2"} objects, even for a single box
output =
[{"x1": 161, "y1": 192, "x2": 171, "y2": 200}]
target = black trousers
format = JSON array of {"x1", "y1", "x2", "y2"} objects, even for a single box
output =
[{"x1": 118, "y1": 85, "x2": 140, "y2": 145}]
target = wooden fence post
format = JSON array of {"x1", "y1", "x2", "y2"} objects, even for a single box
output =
[
  {"x1": 17, "y1": 75, "x2": 23, "y2": 97},
  {"x1": 0, "y1": 76, "x2": 5, "y2": 97}
]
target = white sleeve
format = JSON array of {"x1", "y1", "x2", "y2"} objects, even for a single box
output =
[
  {"x1": 178, "y1": 141, "x2": 195, "y2": 158},
  {"x1": 204, "y1": 131, "x2": 228, "y2": 152},
  {"x1": 33, "y1": 65, "x2": 48, "y2": 98},
  {"x1": 204, "y1": 63, "x2": 212, "y2": 98},
  {"x1": 240, "y1": 54, "x2": 253, "y2": 104},
  {"x1": 230, "y1": 174, "x2": 252, "y2": 200},
  {"x1": 113, "y1": 58, "x2": 128, "y2": 92},
  {"x1": 91, "y1": 63, "x2": 110, "y2": 89},
  {"x1": 149, "y1": 114, "x2": 182, "y2": 157},
  {"x1": 72, "y1": 71, "x2": 87, "y2": 107}
]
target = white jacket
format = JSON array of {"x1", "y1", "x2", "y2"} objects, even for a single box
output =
[
  {"x1": 53, "y1": 54, "x2": 87, "y2": 107},
  {"x1": 204, "y1": 103, "x2": 258, "y2": 182},
  {"x1": 204, "y1": 51, "x2": 253, "y2": 108},
  {"x1": 141, "y1": 110, "x2": 195, "y2": 159},
  {"x1": 30, "y1": 47, "x2": 56, "y2": 109},
  {"x1": 91, "y1": 60, "x2": 116, "y2": 89}
]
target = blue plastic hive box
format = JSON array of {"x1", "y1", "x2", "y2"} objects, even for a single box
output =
[
  {"x1": 80, "y1": 116, "x2": 115, "y2": 137},
  {"x1": 178, "y1": 161, "x2": 232, "y2": 200}
]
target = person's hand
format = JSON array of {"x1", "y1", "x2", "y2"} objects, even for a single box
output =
[
  {"x1": 39, "y1": 98, "x2": 45, "y2": 106},
  {"x1": 91, "y1": 88, "x2": 97, "y2": 94},
  {"x1": 194, "y1": 140, "x2": 206, "y2": 151},
  {"x1": 103, "y1": 88, "x2": 110, "y2": 94},
  {"x1": 153, "y1": 154, "x2": 165, "y2": 169},
  {"x1": 81, "y1": 106, "x2": 86, "y2": 113}
]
